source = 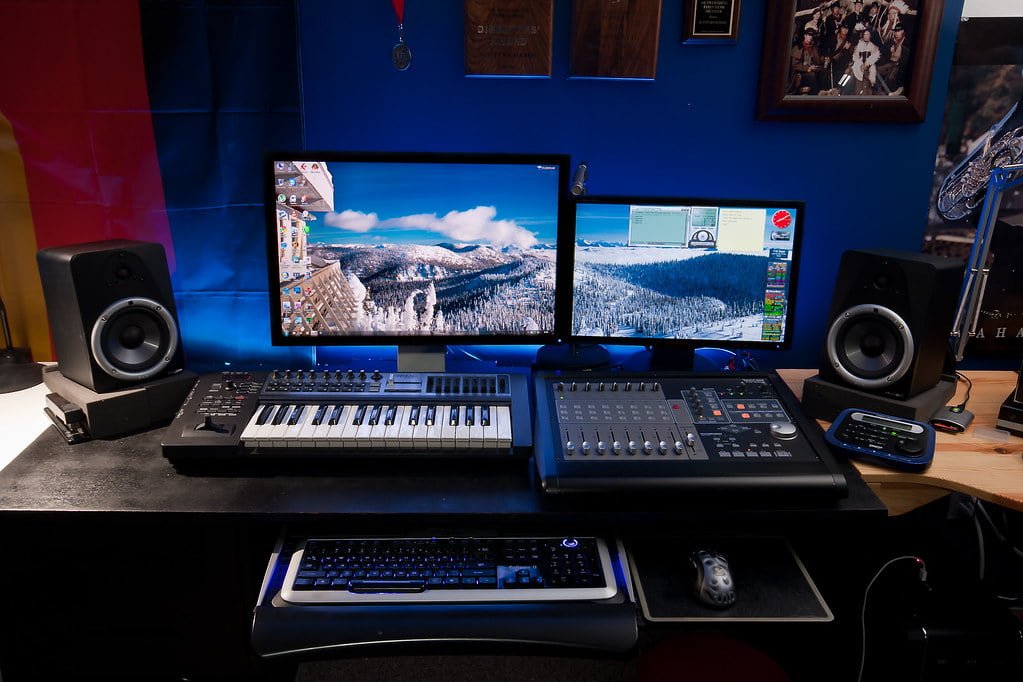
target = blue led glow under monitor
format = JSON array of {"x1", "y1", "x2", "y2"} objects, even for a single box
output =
[
  {"x1": 265, "y1": 152, "x2": 570, "y2": 348},
  {"x1": 568, "y1": 196, "x2": 804, "y2": 351}
]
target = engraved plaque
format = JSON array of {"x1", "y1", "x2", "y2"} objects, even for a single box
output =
[
  {"x1": 465, "y1": 0, "x2": 553, "y2": 77},
  {"x1": 684, "y1": 0, "x2": 740, "y2": 43},
  {"x1": 570, "y1": 0, "x2": 662, "y2": 80}
]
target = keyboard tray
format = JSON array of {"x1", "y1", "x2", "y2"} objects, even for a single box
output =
[{"x1": 252, "y1": 533, "x2": 639, "y2": 657}]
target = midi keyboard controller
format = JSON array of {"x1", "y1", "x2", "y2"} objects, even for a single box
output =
[
  {"x1": 532, "y1": 370, "x2": 848, "y2": 496},
  {"x1": 161, "y1": 369, "x2": 532, "y2": 462}
]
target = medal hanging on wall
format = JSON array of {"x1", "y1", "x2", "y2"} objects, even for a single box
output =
[{"x1": 391, "y1": 0, "x2": 412, "y2": 71}]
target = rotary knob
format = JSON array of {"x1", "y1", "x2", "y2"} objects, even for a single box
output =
[{"x1": 769, "y1": 421, "x2": 798, "y2": 440}]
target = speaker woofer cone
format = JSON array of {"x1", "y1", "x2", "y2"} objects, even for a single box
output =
[
  {"x1": 825, "y1": 304, "x2": 914, "y2": 390},
  {"x1": 90, "y1": 297, "x2": 179, "y2": 381}
]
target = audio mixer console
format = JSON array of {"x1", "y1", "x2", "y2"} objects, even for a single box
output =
[{"x1": 533, "y1": 371, "x2": 848, "y2": 497}]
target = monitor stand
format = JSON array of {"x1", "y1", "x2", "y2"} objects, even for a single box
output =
[
  {"x1": 534, "y1": 342, "x2": 611, "y2": 371},
  {"x1": 397, "y1": 345, "x2": 447, "y2": 373}
]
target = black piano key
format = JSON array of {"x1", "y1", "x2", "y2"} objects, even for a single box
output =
[
  {"x1": 256, "y1": 404, "x2": 275, "y2": 426},
  {"x1": 328, "y1": 405, "x2": 343, "y2": 425},
  {"x1": 425, "y1": 405, "x2": 436, "y2": 426},
  {"x1": 409, "y1": 405, "x2": 421, "y2": 426},
  {"x1": 288, "y1": 404, "x2": 306, "y2": 425},
  {"x1": 385, "y1": 405, "x2": 397, "y2": 425},
  {"x1": 368, "y1": 404, "x2": 382, "y2": 426},
  {"x1": 271, "y1": 405, "x2": 292, "y2": 426},
  {"x1": 311, "y1": 404, "x2": 327, "y2": 426},
  {"x1": 481, "y1": 405, "x2": 491, "y2": 426},
  {"x1": 465, "y1": 405, "x2": 475, "y2": 427},
  {"x1": 449, "y1": 405, "x2": 459, "y2": 426},
  {"x1": 353, "y1": 405, "x2": 367, "y2": 425}
]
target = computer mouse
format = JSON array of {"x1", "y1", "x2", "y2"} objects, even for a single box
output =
[{"x1": 690, "y1": 549, "x2": 736, "y2": 608}]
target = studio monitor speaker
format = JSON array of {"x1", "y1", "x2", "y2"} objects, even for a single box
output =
[
  {"x1": 37, "y1": 240, "x2": 185, "y2": 393},
  {"x1": 818, "y1": 249, "x2": 963, "y2": 401}
]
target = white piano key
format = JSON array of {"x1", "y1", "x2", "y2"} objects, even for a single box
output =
[
  {"x1": 441, "y1": 405, "x2": 458, "y2": 449},
  {"x1": 284, "y1": 405, "x2": 315, "y2": 446},
  {"x1": 481, "y1": 405, "x2": 498, "y2": 448},
  {"x1": 267, "y1": 405, "x2": 295, "y2": 447},
  {"x1": 495, "y1": 405, "x2": 512, "y2": 448},
  {"x1": 453, "y1": 405, "x2": 471, "y2": 449},
  {"x1": 387, "y1": 405, "x2": 410, "y2": 449},
  {"x1": 325, "y1": 405, "x2": 353, "y2": 448},
  {"x1": 240, "y1": 404, "x2": 270, "y2": 446},
  {"x1": 412, "y1": 405, "x2": 432, "y2": 449},
  {"x1": 248, "y1": 404, "x2": 285, "y2": 447},
  {"x1": 397, "y1": 405, "x2": 416, "y2": 449},
  {"x1": 368, "y1": 405, "x2": 389, "y2": 448},
  {"x1": 311, "y1": 404, "x2": 335, "y2": 447},
  {"x1": 468, "y1": 405, "x2": 485, "y2": 449},
  {"x1": 427, "y1": 404, "x2": 447, "y2": 449},
  {"x1": 354, "y1": 405, "x2": 376, "y2": 445}
]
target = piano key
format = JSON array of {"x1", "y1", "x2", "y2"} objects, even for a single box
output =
[
  {"x1": 353, "y1": 404, "x2": 367, "y2": 426},
  {"x1": 495, "y1": 405, "x2": 512, "y2": 448},
  {"x1": 396, "y1": 405, "x2": 416, "y2": 448},
  {"x1": 355, "y1": 407, "x2": 376, "y2": 444},
  {"x1": 412, "y1": 405, "x2": 432, "y2": 448},
  {"x1": 441, "y1": 406, "x2": 458, "y2": 449},
  {"x1": 425, "y1": 405, "x2": 437, "y2": 427},
  {"x1": 271, "y1": 404, "x2": 292, "y2": 426},
  {"x1": 286, "y1": 406, "x2": 316, "y2": 446},
  {"x1": 368, "y1": 404, "x2": 382, "y2": 426},
  {"x1": 480, "y1": 405, "x2": 491, "y2": 426},
  {"x1": 409, "y1": 405, "x2": 421, "y2": 426},
  {"x1": 468, "y1": 406, "x2": 485, "y2": 448},
  {"x1": 311, "y1": 404, "x2": 337, "y2": 446},
  {"x1": 465, "y1": 405, "x2": 475, "y2": 427},
  {"x1": 427, "y1": 405, "x2": 446, "y2": 449},
  {"x1": 384, "y1": 405, "x2": 397, "y2": 426},
  {"x1": 309, "y1": 404, "x2": 326, "y2": 426},
  {"x1": 453, "y1": 406, "x2": 471, "y2": 449},
  {"x1": 240, "y1": 404, "x2": 270, "y2": 445},
  {"x1": 368, "y1": 408, "x2": 389, "y2": 447},
  {"x1": 482, "y1": 408, "x2": 498, "y2": 448},
  {"x1": 256, "y1": 403, "x2": 275, "y2": 426},
  {"x1": 324, "y1": 405, "x2": 353, "y2": 446},
  {"x1": 298, "y1": 405, "x2": 323, "y2": 441},
  {"x1": 386, "y1": 405, "x2": 408, "y2": 448},
  {"x1": 339, "y1": 406, "x2": 361, "y2": 447}
]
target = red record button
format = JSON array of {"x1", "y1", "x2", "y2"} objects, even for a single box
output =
[{"x1": 772, "y1": 210, "x2": 792, "y2": 228}]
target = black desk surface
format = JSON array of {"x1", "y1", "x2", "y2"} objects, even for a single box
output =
[{"x1": 0, "y1": 423, "x2": 886, "y2": 528}]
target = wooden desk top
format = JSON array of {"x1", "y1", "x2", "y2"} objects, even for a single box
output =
[{"x1": 779, "y1": 369, "x2": 1023, "y2": 515}]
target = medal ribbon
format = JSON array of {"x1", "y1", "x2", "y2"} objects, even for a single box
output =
[{"x1": 392, "y1": 0, "x2": 404, "y2": 34}]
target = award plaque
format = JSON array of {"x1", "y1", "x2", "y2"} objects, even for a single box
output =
[
  {"x1": 683, "y1": 0, "x2": 740, "y2": 44},
  {"x1": 569, "y1": 0, "x2": 661, "y2": 80},
  {"x1": 464, "y1": 0, "x2": 553, "y2": 77}
]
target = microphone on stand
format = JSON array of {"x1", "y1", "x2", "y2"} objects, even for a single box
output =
[{"x1": 0, "y1": 294, "x2": 43, "y2": 394}]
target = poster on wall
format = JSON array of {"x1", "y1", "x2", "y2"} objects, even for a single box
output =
[
  {"x1": 924, "y1": 8, "x2": 1023, "y2": 358},
  {"x1": 569, "y1": 0, "x2": 662, "y2": 79},
  {"x1": 464, "y1": 0, "x2": 553, "y2": 76}
]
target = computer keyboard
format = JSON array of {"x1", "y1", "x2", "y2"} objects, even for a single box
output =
[{"x1": 280, "y1": 536, "x2": 618, "y2": 604}]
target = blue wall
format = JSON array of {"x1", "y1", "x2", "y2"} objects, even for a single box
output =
[{"x1": 296, "y1": 0, "x2": 966, "y2": 370}]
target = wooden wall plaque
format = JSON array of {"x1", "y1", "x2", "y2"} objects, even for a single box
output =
[
  {"x1": 683, "y1": 0, "x2": 740, "y2": 44},
  {"x1": 570, "y1": 0, "x2": 662, "y2": 80},
  {"x1": 465, "y1": 0, "x2": 553, "y2": 77}
]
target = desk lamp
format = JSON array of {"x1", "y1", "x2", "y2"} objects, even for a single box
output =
[{"x1": 0, "y1": 295, "x2": 43, "y2": 393}]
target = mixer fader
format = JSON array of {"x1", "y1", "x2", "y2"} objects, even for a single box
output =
[{"x1": 533, "y1": 371, "x2": 848, "y2": 497}]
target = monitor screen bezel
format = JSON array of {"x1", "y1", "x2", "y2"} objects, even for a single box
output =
[
  {"x1": 562, "y1": 194, "x2": 806, "y2": 352},
  {"x1": 264, "y1": 150, "x2": 573, "y2": 347}
]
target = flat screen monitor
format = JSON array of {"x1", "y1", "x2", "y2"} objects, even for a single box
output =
[
  {"x1": 568, "y1": 196, "x2": 804, "y2": 355},
  {"x1": 265, "y1": 152, "x2": 570, "y2": 357}
]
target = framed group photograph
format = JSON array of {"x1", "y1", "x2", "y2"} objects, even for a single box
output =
[{"x1": 757, "y1": 0, "x2": 944, "y2": 122}]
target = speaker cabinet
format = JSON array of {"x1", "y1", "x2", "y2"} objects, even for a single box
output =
[
  {"x1": 37, "y1": 240, "x2": 185, "y2": 393},
  {"x1": 819, "y1": 249, "x2": 963, "y2": 401}
]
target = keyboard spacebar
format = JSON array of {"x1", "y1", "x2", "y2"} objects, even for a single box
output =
[{"x1": 348, "y1": 579, "x2": 427, "y2": 593}]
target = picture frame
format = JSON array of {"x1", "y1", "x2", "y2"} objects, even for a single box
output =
[
  {"x1": 757, "y1": 0, "x2": 944, "y2": 122},
  {"x1": 683, "y1": 0, "x2": 741, "y2": 44}
]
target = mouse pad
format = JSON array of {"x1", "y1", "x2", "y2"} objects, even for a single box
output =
[{"x1": 628, "y1": 536, "x2": 832, "y2": 622}]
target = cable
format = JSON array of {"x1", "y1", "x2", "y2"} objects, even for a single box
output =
[
  {"x1": 974, "y1": 509, "x2": 986, "y2": 581},
  {"x1": 976, "y1": 499, "x2": 1023, "y2": 561},
  {"x1": 857, "y1": 555, "x2": 927, "y2": 682},
  {"x1": 951, "y1": 371, "x2": 973, "y2": 412}
]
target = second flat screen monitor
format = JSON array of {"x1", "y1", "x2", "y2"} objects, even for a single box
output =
[{"x1": 569, "y1": 197, "x2": 803, "y2": 349}]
